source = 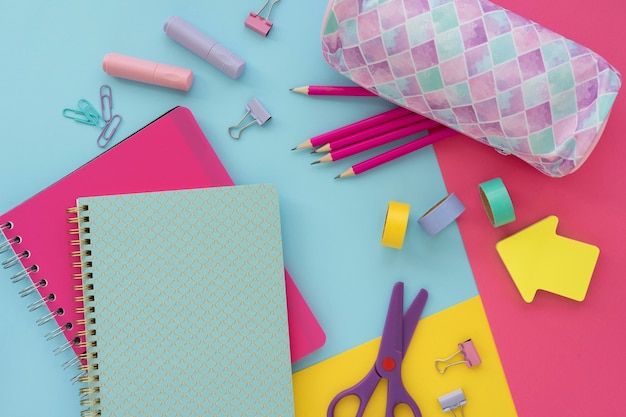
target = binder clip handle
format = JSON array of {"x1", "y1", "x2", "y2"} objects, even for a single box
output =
[
  {"x1": 245, "y1": 0, "x2": 280, "y2": 36},
  {"x1": 228, "y1": 98, "x2": 271, "y2": 139},
  {"x1": 435, "y1": 339, "x2": 482, "y2": 374}
]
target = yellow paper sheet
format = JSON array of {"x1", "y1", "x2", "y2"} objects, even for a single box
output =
[{"x1": 293, "y1": 296, "x2": 517, "y2": 417}]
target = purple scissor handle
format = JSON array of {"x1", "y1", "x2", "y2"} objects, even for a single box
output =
[{"x1": 327, "y1": 282, "x2": 428, "y2": 417}]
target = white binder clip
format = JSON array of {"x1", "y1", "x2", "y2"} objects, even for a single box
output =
[
  {"x1": 228, "y1": 98, "x2": 271, "y2": 139},
  {"x1": 245, "y1": 0, "x2": 281, "y2": 37},
  {"x1": 438, "y1": 388, "x2": 467, "y2": 417}
]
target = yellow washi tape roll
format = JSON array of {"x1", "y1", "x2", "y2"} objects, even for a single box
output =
[{"x1": 381, "y1": 201, "x2": 411, "y2": 249}]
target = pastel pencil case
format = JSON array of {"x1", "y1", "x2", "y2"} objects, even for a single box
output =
[{"x1": 320, "y1": 0, "x2": 621, "y2": 177}]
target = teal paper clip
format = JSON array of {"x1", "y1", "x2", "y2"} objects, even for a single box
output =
[
  {"x1": 62, "y1": 108, "x2": 90, "y2": 124},
  {"x1": 62, "y1": 99, "x2": 105, "y2": 127},
  {"x1": 78, "y1": 99, "x2": 105, "y2": 127},
  {"x1": 97, "y1": 114, "x2": 122, "y2": 148}
]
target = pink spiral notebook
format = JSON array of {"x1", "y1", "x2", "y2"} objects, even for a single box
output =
[{"x1": 0, "y1": 106, "x2": 325, "y2": 366}]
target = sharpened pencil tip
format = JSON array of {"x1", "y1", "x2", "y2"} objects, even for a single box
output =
[
  {"x1": 334, "y1": 175, "x2": 341, "y2": 179},
  {"x1": 290, "y1": 87, "x2": 308, "y2": 95},
  {"x1": 311, "y1": 160, "x2": 320, "y2": 165},
  {"x1": 292, "y1": 140, "x2": 312, "y2": 150}
]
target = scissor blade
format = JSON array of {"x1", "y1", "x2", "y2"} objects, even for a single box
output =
[
  {"x1": 402, "y1": 288, "x2": 428, "y2": 355},
  {"x1": 378, "y1": 282, "x2": 405, "y2": 363}
]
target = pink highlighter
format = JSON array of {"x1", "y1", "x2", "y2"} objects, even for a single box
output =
[{"x1": 102, "y1": 53, "x2": 194, "y2": 91}]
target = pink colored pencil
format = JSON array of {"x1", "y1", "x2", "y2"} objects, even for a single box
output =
[
  {"x1": 313, "y1": 119, "x2": 441, "y2": 164},
  {"x1": 292, "y1": 107, "x2": 413, "y2": 150},
  {"x1": 314, "y1": 112, "x2": 428, "y2": 153},
  {"x1": 290, "y1": 85, "x2": 377, "y2": 96},
  {"x1": 335, "y1": 127, "x2": 457, "y2": 178}
]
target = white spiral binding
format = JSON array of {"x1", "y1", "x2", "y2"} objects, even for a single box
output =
[
  {"x1": 11, "y1": 264, "x2": 39, "y2": 283},
  {"x1": 2, "y1": 250, "x2": 30, "y2": 268},
  {"x1": 0, "y1": 219, "x2": 79, "y2": 367},
  {"x1": 19, "y1": 278, "x2": 47, "y2": 297}
]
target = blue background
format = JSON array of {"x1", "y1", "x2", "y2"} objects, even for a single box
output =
[{"x1": 0, "y1": 2, "x2": 476, "y2": 416}]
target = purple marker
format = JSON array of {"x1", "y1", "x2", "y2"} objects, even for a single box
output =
[{"x1": 164, "y1": 16, "x2": 246, "y2": 79}]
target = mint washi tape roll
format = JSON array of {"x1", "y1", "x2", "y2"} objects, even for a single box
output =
[{"x1": 479, "y1": 178, "x2": 515, "y2": 227}]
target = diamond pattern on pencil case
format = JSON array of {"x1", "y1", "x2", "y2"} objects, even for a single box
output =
[{"x1": 321, "y1": 0, "x2": 621, "y2": 177}]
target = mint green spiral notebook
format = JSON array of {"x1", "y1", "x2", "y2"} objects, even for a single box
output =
[{"x1": 73, "y1": 184, "x2": 294, "y2": 417}]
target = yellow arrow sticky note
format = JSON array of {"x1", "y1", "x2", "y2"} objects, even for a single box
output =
[{"x1": 496, "y1": 215, "x2": 599, "y2": 302}]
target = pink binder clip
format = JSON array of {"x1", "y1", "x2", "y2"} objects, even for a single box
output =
[
  {"x1": 435, "y1": 339, "x2": 482, "y2": 374},
  {"x1": 245, "y1": 0, "x2": 280, "y2": 37}
]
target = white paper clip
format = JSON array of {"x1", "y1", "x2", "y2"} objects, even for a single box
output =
[
  {"x1": 228, "y1": 98, "x2": 271, "y2": 139},
  {"x1": 438, "y1": 388, "x2": 467, "y2": 417},
  {"x1": 435, "y1": 339, "x2": 482, "y2": 374},
  {"x1": 245, "y1": 0, "x2": 281, "y2": 37}
]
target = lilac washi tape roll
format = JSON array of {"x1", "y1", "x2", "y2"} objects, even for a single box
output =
[{"x1": 417, "y1": 193, "x2": 466, "y2": 236}]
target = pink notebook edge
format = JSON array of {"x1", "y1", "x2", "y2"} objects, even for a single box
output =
[
  {"x1": 0, "y1": 106, "x2": 325, "y2": 365},
  {"x1": 171, "y1": 106, "x2": 327, "y2": 362}
]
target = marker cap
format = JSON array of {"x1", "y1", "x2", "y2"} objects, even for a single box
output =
[{"x1": 164, "y1": 16, "x2": 245, "y2": 79}]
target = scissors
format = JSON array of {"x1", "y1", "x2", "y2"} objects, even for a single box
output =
[{"x1": 327, "y1": 282, "x2": 427, "y2": 417}]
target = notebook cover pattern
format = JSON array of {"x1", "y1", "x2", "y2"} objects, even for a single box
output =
[
  {"x1": 76, "y1": 185, "x2": 294, "y2": 416},
  {"x1": 0, "y1": 106, "x2": 324, "y2": 371}
]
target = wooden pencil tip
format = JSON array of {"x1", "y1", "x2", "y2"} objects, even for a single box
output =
[
  {"x1": 292, "y1": 140, "x2": 312, "y2": 150},
  {"x1": 335, "y1": 168, "x2": 354, "y2": 179},
  {"x1": 315, "y1": 145, "x2": 330, "y2": 153},
  {"x1": 311, "y1": 160, "x2": 320, "y2": 165},
  {"x1": 290, "y1": 86, "x2": 308, "y2": 95}
]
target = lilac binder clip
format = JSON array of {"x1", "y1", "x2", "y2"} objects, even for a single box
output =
[
  {"x1": 245, "y1": 0, "x2": 280, "y2": 37},
  {"x1": 438, "y1": 388, "x2": 467, "y2": 417},
  {"x1": 228, "y1": 98, "x2": 271, "y2": 139},
  {"x1": 435, "y1": 339, "x2": 482, "y2": 374}
]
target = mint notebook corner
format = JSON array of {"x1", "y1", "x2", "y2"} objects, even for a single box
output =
[{"x1": 76, "y1": 184, "x2": 294, "y2": 417}]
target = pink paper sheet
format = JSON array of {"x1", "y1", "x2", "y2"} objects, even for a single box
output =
[
  {"x1": 434, "y1": 1, "x2": 625, "y2": 413},
  {"x1": 0, "y1": 107, "x2": 325, "y2": 366}
]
